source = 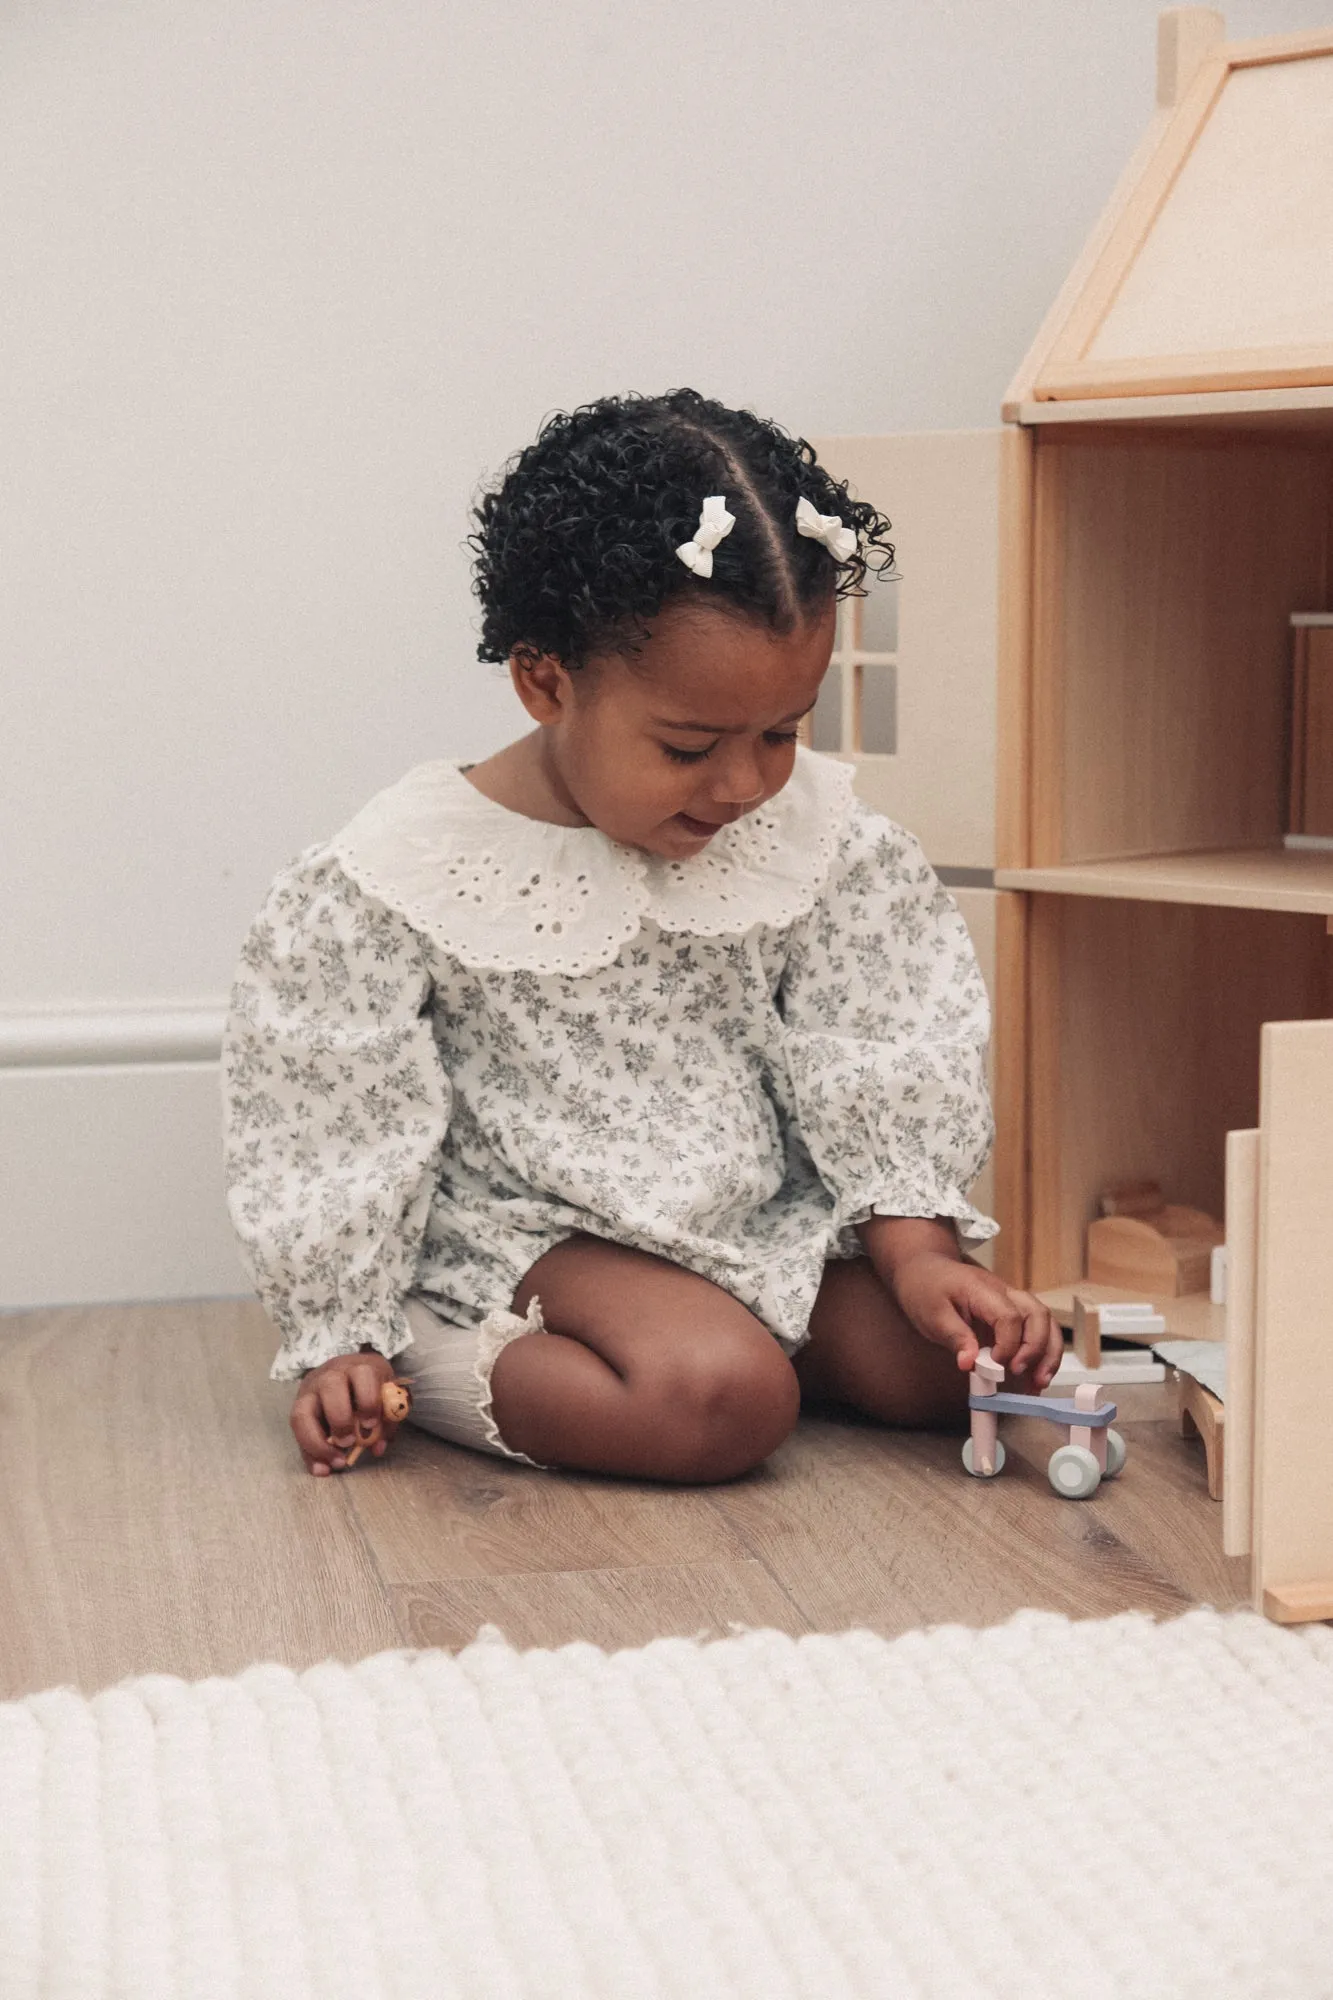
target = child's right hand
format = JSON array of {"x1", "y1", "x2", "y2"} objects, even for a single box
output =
[{"x1": 290, "y1": 1349, "x2": 407, "y2": 1476}]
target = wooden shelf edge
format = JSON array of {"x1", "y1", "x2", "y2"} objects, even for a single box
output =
[
  {"x1": 1015, "y1": 385, "x2": 1333, "y2": 429},
  {"x1": 994, "y1": 854, "x2": 1333, "y2": 918},
  {"x1": 1262, "y1": 1582, "x2": 1333, "y2": 1625}
]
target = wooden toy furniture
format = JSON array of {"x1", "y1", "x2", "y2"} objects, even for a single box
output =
[
  {"x1": 992, "y1": 11, "x2": 1333, "y2": 1622},
  {"x1": 1178, "y1": 1374, "x2": 1225, "y2": 1501},
  {"x1": 1071, "y1": 1293, "x2": 1167, "y2": 1369},
  {"x1": 1086, "y1": 1203, "x2": 1223, "y2": 1296},
  {"x1": 1222, "y1": 1020, "x2": 1333, "y2": 1623},
  {"x1": 814, "y1": 11, "x2": 1333, "y2": 1614},
  {"x1": 990, "y1": 10, "x2": 1333, "y2": 1303},
  {"x1": 964, "y1": 1350, "x2": 1126, "y2": 1499}
]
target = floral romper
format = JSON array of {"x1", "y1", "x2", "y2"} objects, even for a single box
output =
[{"x1": 221, "y1": 747, "x2": 997, "y2": 1461}]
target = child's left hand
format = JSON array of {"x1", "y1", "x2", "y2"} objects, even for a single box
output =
[{"x1": 891, "y1": 1252, "x2": 1063, "y2": 1390}]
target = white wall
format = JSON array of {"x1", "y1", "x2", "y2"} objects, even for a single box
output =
[{"x1": 4, "y1": 0, "x2": 1328, "y2": 1302}]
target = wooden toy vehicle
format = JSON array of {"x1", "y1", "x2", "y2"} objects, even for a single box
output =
[{"x1": 963, "y1": 1350, "x2": 1126, "y2": 1499}]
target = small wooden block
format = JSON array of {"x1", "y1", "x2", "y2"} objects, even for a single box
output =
[
  {"x1": 1178, "y1": 1374, "x2": 1225, "y2": 1501},
  {"x1": 1072, "y1": 1292, "x2": 1101, "y2": 1369},
  {"x1": 1262, "y1": 1582, "x2": 1333, "y2": 1626}
]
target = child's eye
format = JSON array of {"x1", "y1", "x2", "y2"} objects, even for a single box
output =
[{"x1": 662, "y1": 730, "x2": 797, "y2": 766}]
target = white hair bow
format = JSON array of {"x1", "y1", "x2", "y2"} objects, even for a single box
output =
[
  {"x1": 676, "y1": 495, "x2": 736, "y2": 577},
  {"x1": 795, "y1": 495, "x2": 857, "y2": 562}
]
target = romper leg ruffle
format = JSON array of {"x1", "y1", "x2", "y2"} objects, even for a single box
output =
[{"x1": 398, "y1": 1293, "x2": 549, "y2": 1466}]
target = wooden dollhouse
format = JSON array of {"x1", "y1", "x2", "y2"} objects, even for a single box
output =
[{"x1": 820, "y1": 10, "x2": 1333, "y2": 1624}]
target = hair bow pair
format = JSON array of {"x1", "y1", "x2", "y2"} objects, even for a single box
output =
[{"x1": 676, "y1": 493, "x2": 857, "y2": 577}]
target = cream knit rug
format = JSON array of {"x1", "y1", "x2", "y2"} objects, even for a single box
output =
[{"x1": 3, "y1": 1608, "x2": 1332, "y2": 2000}]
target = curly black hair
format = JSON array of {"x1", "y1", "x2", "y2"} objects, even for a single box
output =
[{"x1": 468, "y1": 388, "x2": 895, "y2": 667}]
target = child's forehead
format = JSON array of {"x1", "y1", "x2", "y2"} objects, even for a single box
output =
[{"x1": 604, "y1": 599, "x2": 834, "y2": 722}]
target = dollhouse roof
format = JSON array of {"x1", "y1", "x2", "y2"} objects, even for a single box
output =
[{"x1": 1007, "y1": 16, "x2": 1333, "y2": 411}]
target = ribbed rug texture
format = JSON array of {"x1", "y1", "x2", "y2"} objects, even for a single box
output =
[{"x1": 3, "y1": 1607, "x2": 1332, "y2": 1999}]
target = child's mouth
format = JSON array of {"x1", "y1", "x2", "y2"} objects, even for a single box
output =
[{"x1": 674, "y1": 812, "x2": 726, "y2": 839}]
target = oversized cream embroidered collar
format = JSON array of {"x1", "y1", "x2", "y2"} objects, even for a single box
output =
[{"x1": 330, "y1": 746, "x2": 857, "y2": 975}]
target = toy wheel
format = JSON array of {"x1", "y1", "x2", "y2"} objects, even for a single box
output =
[
  {"x1": 1048, "y1": 1444, "x2": 1102, "y2": 1499},
  {"x1": 962, "y1": 1437, "x2": 1006, "y2": 1478},
  {"x1": 1104, "y1": 1429, "x2": 1127, "y2": 1479}
]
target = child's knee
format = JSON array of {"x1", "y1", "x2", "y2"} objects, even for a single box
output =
[{"x1": 652, "y1": 1337, "x2": 800, "y2": 1482}]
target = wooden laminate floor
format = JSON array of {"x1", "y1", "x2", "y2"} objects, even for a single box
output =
[{"x1": 0, "y1": 1299, "x2": 1248, "y2": 1700}]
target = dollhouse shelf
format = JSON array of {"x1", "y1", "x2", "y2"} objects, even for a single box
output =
[
  {"x1": 996, "y1": 845, "x2": 1333, "y2": 917},
  {"x1": 1010, "y1": 386, "x2": 1333, "y2": 432}
]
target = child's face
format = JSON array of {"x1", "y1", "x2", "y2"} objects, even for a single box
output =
[{"x1": 516, "y1": 597, "x2": 837, "y2": 857}]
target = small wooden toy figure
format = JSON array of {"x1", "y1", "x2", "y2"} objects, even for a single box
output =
[
  {"x1": 963, "y1": 1350, "x2": 1126, "y2": 1499},
  {"x1": 342, "y1": 1379, "x2": 413, "y2": 1467}
]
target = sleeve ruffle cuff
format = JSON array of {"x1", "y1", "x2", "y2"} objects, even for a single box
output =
[
  {"x1": 834, "y1": 1185, "x2": 1000, "y2": 1257},
  {"x1": 267, "y1": 1300, "x2": 415, "y2": 1383}
]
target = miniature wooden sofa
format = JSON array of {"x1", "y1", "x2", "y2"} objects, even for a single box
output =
[{"x1": 964, "y1": 1350, "x2": 1126, "y2": 1499}]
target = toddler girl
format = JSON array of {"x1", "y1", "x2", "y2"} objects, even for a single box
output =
[{"x1": 222, "y1": 388, "x2": 1059, "y2": 1482}]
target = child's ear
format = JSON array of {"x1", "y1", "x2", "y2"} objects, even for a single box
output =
[{"x1": 509, "y1": 648, "x2": 575, "y2": 725}]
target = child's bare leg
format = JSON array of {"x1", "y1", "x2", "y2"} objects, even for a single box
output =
[
  {"x1": 490, "y1": 1235, "x2": 801, "y2": 1482},
  {"x1": 794, "y1": 1256, "x2": 972, "y2": 1429}
]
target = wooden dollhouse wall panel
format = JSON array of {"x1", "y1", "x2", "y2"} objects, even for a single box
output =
[
  {"x1": 1031, "y1": 434, "x2": 1331, "y2": 866},
  {"x1": 1026, "y1": 893, "x2": 1332, "y2": 1289},
  {"x1": 1252, "y1": 1017, "x2": 1333, "y2": 1619}
]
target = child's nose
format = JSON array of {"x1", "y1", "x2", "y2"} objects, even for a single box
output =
[{"x1": 709, "y1": 744, "x2": 765, "y2": 805}]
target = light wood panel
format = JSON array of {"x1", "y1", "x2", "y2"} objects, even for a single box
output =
[
  {"x1": 997, "y1": 845, "x2": 1333, "y2": 916},
  {"x1": 1222, "y1": 1128, "x2": 1260, "y2": 1558},
  {"x1": 1028, "y1": 441, "x2": 1067, "y2": 867},
  {"x1": 1018, "y1": 385, "x2": 1333, "y2": 432},
  {"x1": 1156, "y1": 7, "x2": 1227, "y2": 110},
  {"x1": 1025, "y1": 887, "x2": 1063, "y2": 1290},
  {"x1": 1031, "y1": 435, "x2": 1329, "y2": 866},
  {"x1": 1251, "y1": 1019, "x2": 1333, "y2": 1616},
  {"x1": 995, "y1": 424, "x2": 1033, "y2": 871},
  {"x1": 1026, "y1": 897, "x2": 1330, "y2": 1290}
]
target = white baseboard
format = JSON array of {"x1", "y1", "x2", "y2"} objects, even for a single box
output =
[
  {"x1": 0, "y1": 1060, "x2": 249, "y2": 1309},
  {"x1": 0, "y1": 1002, "x2": 225, "y2": 1068}
]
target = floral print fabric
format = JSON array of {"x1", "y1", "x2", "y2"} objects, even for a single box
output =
[{"x1": 221, "y1": 754, "x2": 996, "y2": 1383}]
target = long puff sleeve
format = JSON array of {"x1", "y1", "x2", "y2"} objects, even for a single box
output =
[
  {"x1": 779, "y1": 802, "x2": 997, "y2": 1248},
  {"x1": 221, "y1": 847, "x2": 451, "y2": 1381}
]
